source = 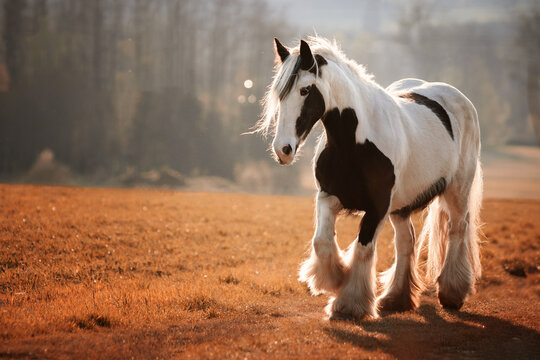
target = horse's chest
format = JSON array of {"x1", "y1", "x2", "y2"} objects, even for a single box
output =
[
  {"x1": 315, "y1": 108, "x2": 395, "y2": 214},
  {"x1": 316, "y1": 146, "x2": 366, "y2": 210}
]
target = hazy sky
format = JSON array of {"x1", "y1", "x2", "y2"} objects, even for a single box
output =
[{"x1": 270, "y1": 0, "x2": 529, "y2": 37}]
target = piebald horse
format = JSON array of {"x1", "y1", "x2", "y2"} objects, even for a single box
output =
[{"x1": 256, "y1": 37, "x2": 482, "y2": 320}]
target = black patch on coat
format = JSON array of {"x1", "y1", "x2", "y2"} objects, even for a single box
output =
[
  {"x1": 391, "y1": 177, "x2": 447, "y2": 217},
  {"x1": 296, "y1": 85, "x2": 325, "y2": 141},
  {"x1": 308, "y1": 55, "x2": 328, "y2": 75},
  {"x1": 399, "y1": 92, "x2": 454, "y2": 140},
  {"x1": 315, "y1": 108, "x2": 395, "y2": 245}
]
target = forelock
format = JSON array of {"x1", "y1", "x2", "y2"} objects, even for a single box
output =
[{"x1": 275, "y1": 55, "x2": 301, "y2": 100}]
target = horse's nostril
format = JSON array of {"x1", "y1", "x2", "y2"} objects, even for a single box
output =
[{"x1": 282, "y1": 145, "x2": 292, "y2": 156}]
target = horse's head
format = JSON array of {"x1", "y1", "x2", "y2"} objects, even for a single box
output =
[{"x1": 259, "y1": 39, "x2": 328, "y2": 165}]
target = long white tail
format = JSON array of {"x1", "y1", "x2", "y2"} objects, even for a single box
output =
[
  {"x1": 417, "y1": 197, "x2": 448, "y2": 284},
  {"x1": 467, "y1": 162, "x2": 483, "y2": 280},
  {"x1": 417, "y1": 161, "x2": 483, "y2": 284}
]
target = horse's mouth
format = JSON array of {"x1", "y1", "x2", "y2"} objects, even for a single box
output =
[
  {"x1": 274, "y1": 144, "x2": 296, "y2": 165},
  {"x1": 276, "y1": 154, "x2": 294, "y2": 165}
]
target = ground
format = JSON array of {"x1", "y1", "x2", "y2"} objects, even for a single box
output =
[{"x1": 0, "y1": 184, "x2": 539, "y2": 359}]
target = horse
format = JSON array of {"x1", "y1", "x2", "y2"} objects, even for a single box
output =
[{"x1": 254, "y1": 36, "x2": 483, "y2": 320}]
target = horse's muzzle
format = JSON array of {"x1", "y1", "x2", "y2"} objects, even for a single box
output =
[{"x1": 274, "y1": 143, "x2": 294, "y2": 165}]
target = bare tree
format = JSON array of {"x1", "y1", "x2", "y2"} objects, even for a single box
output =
[
  {"x1": 3, "y1": 0, "x2": 25, "y2": 88},
  {"x1": 516, "y1": 6, "x2": 540, "y2": 144}
]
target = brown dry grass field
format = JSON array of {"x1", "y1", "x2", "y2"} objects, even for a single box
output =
[{"x1": 1, "y1": 184, "x2": 539, "y2": 359}]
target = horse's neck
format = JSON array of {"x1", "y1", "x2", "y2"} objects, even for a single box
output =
[{"x1": 326, "y1": 62, "x2": 398, "y2": 142}]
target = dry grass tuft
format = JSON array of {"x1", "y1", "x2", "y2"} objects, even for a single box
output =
[
  {"x1": 181, "y1": 295, "x2": 219, "y2": 312},
  {"x1": 70, "y1": 314, "x2": 112, "y2": 330},
  {"x1": 219, "y1": 275, "x2": 241, "y2": 285}
]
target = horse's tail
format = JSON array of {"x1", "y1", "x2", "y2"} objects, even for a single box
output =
[
  {"x1": 417, "y1": 160, "x2": 483, "y2": 284},
  {"x1": 467, "y1": 161, "x2": 483, "y2": 281},
  {"x1": 417, "y1": 196, "x2": 449, "y2": 284}
]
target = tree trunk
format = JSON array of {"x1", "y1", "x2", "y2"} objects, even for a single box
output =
[
  {"x1": 527, "y1": 61, "x2": 540, "y2": 144},
  {"x1": 3, "y1": 0, "x2": 26, "y2": 89}
]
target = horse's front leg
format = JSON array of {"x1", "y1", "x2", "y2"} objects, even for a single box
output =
[
  {"x1": 299, "y1": 191, "x2": 346, "y2": 295},
  {"x1": 328, "y1": 210, "x2": 387, "y2": 320}
]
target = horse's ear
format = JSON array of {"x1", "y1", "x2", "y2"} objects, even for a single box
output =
[
  {"x1": 299, "y1": 40, "x2": 315, "y2": 71},
  {"x1": 274, "y1": 38, "x2": 289, "y2": 63}
]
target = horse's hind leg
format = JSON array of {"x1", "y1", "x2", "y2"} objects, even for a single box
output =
[
  {"x1": 299, "y1": 191, "x2": 346, "y2": 295},
  {"x1": 437, "y1": 185, "x2": 475, "y2": 309},
  {"x1": 378, "y1": 214, "x2": 422, "y2": 312}
]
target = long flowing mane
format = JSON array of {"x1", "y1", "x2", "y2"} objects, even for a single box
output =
[{"x1": 255, "y1": 36, "x2": 375, "y2": 136}]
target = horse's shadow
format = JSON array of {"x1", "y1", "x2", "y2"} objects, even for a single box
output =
[{"x1": 324, "y1": 304, "x2": 540, "y2": 359}]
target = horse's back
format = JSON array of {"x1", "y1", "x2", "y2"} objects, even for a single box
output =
[
  {"x1": 385, "y1": 78, "x2": 427, "y2": 93},
  {"x1": 386, "y1": 79, "x2": 480, "y2": 210},
  {"x1": 388, "y1": 79, "x2": 479, "y2": 135}
]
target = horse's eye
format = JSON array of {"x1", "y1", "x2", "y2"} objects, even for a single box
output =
[{"x1": 300, "y1": 86, "x2": 311, "y2": 96}]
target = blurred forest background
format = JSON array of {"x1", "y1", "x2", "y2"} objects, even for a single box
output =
[{"x1": 0, "y1": 0, "x2": 539, "y2": 194}]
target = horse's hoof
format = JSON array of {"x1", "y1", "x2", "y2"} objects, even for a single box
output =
[
  {"x1": 440, "y1": 301, "x2": 464, "y2": 310},
  {"x1": 328, "y1": 311, "x2": 354, "y2": 321},
  {"x1": 379, "y1": 294, "x2": 416, "y2": 313},
  {"x1": 438, "y1": 292, "x2": 464, "y2": 310}
]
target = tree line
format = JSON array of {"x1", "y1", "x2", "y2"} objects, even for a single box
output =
[
  {"x1": 1, "y1": 0, "x2": 538, "y2": 188},
  {"x1": 0, "y1": 0, "x2": 289, "y2": 179}
]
